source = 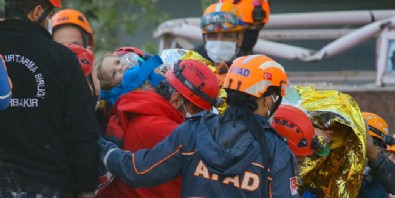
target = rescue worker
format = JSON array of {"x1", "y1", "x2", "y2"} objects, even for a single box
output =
[
  {"x1": 271, "y1": 105, "x2": 316, "y2": 165},
  {"x1": 52, "y1": 9, "x2": 101, "y2": 110},
  {"x1": 0, "y1": 55, "x2": 12, "y2": 110},
  {"x1": 99, "y1": 54, "x2": 300, "y2": 198},
  {"x1": 97, "y1": 59, "x2": 220, "y2": 198},
  {"x1": 271, "y1": 104, "x2": 334, "y2": 197},
  {"x1": 365, "y1": 135, "x2": 395, "y2": 196},
  {"x1": 0, "y1": 0, "x2": 99, "y2": 197},
  {"x1": 194, "y1": 2, "x2": 245, "y2": 66},
  {"x1": 360, "y1": 112, "x2": 395, "y2": 197},
  {"x1": 386, "y1": 135, "x2": 395, "y2": 164},
  {"x1": 64, "y1": 44, "x2": 100, "y2": 109},
  {"x1": 194, "y1": 2, "x2": 247, "y2": 114},
  {"x1": 222, "y1": 0, "x2": 271, "y2": 55},
  {"x1": 52, "y1": 9, "x2": 95, "y2": 50}
]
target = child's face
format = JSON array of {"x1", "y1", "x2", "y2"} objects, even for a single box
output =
[{"x1": 100, "y1": 56, "x2": 127, "y2": 87}]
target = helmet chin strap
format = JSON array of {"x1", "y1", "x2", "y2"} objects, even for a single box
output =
[
  {"x1": 37, "y1": 6, "x2": 53, "y2": 24},
  {"x1": 265, "y1": 95, "x2": 283, "y2": 118},
  {"x1": 264, "y1": 99, "x2": 271, "y2": 118}
]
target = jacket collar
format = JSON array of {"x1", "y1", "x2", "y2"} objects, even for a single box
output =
[
  {"x1": 185, "y1": 110, "x2": 212, "y2": 121},
  {"x1": 254, "y1": 114, "x2": 272, "y2": 128}
]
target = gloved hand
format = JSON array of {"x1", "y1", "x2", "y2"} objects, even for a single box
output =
[{"x1": 97, "y1": 138, "x2": 118, "y2": 193}]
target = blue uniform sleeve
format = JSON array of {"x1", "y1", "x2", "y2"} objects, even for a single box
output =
[
  {"x1": 0, "y1": 60, "x2": 11, "y2": 111},
  {"x1": 270, "y1": 153, "x2": 300, "y2": 198},
  {"x1": 99, "y1": 126, "x2": 185, "y2": 188}
]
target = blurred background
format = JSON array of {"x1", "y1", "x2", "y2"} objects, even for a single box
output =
[{"x1": 0, "y1": 0, "x2": 394, "y2": 132}]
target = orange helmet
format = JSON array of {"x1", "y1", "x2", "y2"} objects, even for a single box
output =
[
  {"x1": 52, "y1": 9, "x2": 94, "y2": 49},
  {"x1": 272, "y1": 105, "x2": 315, "y2": 156},
  {"x1": 201, "y1": 2, "x2": 245, "y2": 33},
  {"x1": 66, "y1": 44, "x2": 94, "y2": 76},
  {"x1": 223, "y1": 55, "x2": 288, "y2": 98},
  {"x1": 166, "y1": 60, "x2": 220, "y2": 110},
  {"x1": 221, "y1": 0, "x2": 270, "y2": 25},
  {"x1": 362, "y1": 112, "x2": 388, "y2": 140}
]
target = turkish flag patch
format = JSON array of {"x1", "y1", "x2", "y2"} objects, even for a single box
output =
[
  {"x1": 264, "y1": 72, "x2": 272, "y2": 80},
  {"x1": 290, "y1": 177, "x2": 298, "y2": 195}
]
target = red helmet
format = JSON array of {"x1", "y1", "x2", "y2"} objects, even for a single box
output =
[
  {"x1": 166, "y1": 60, "x2": 220, "y2": 110},
  {"x1": 272, "y1": 105, "x2": 315, "y2": 156},
  {"x1": 66, "y1": 44, "x2": 94, "y2": 76},
  {"x1": 114, "y1": 46, "x2": 145, "y2": 58},
  {"x1": 5, "y1": 0, "x2": 61, "y2": 8},
  {"x1": 49, "y1": 0, "x2": 62, "y2": 8}
]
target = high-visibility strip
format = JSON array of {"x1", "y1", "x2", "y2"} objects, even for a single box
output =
[
  {"x1": 132, "y1": 145, "x2": 183, "y2": 175},
  {"x1": 0, "y1": 91, "x2": 11, "y2": 100}
]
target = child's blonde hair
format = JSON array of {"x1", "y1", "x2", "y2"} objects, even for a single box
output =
[{"x1": 94, "y1": 51, "x2": 115, "y2": 91}]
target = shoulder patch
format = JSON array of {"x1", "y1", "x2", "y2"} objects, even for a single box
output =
[{"x1": 290, "y1": 177, "x2": 298, "y2": 196}]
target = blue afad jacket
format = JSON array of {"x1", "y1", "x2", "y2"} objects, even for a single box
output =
[{"x1": 100, "y1": 111, "x2": 300, "y2": 198}]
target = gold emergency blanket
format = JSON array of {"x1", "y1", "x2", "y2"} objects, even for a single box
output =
[{"x1": 296, "y1": 86, "x2": 366, "y2": 198}]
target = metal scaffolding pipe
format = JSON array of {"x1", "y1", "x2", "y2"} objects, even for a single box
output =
[
  {"x1": 153, "y1": 10, "x2": 395, "y2": 35},
  {"x1": 259, "y1": 29, "x2": 355, "y2": 40},
  {"x1": 252, "y1": 39, "x2": 313, "y2": 60},
  {"x1": 300, "y1": 16, "x2": 395, "y2": 61},
  {"x1": 266, "y1": 10, "x2": 395, "y2": 28}
]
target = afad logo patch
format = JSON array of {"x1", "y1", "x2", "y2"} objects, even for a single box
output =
[
  {"x1": 264, "y1": 72, "x2": 272, "y2": 80},
  {"x1": 290, "y1": 177, "x2": 298, "y2": 196},
  {"x1": 229, "y1": 66, "x2": 250, "y2": 77}
]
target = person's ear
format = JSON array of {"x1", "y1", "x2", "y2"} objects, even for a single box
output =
[
  {"x1": 237, "y1": 31, "x2": 244, "y2": 48},
  {"x1": 27, "y1": 4, "x2": 44, "y2": 22},
  {"x1": 169, "y1": 92, "x2": 184, "y2": 110}
]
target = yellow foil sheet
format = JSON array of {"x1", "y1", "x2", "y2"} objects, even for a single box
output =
[
  {"x1": 181, "y1": 50, "x2": 213, "y2": 67},
  {"x1": 296, "y1": 86, "x2": 366, "y2": 198}
]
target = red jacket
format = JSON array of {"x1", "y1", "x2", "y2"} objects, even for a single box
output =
[{"x1": 98, "y1": 90, "x2": 184, "y2": 198}]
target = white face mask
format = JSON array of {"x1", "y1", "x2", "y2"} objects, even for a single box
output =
[
  {"x1": 205, "y1": 41, "x2": 237, "y2": 64},
  {"x1": 47, "y1": 18, "x2": 53, "y2": 34},
  {"x1": 265, "y1": 95, "x2": 280, "y2": 118},
  {"x1": 182, "y1": 100, "x2": 192, "y2": 118},
  {"x1": 271, "y1": 95, "x2": 279, "y2": 103}
]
